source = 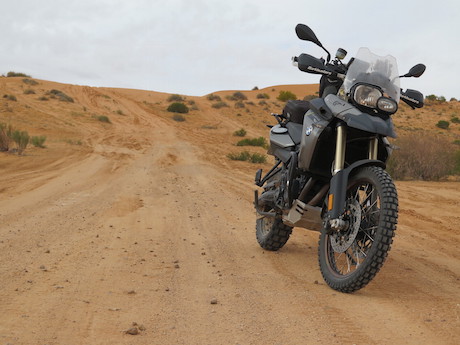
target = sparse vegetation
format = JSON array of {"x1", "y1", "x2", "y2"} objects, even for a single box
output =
[
  {"x1": 172, "y1": 114, "x2": 186, "y2": 122},
  {"x1": 11, "y1": 130, "x2": 29, "y2": 154},
  {"x1": 236, "y1": 137, "x2": 267, "y2": 148},
  {"x1": 23, "y1": 89, "x2": 35, "y2": 95},
  {"x1": 451, "y1": 116, "x2": 460, "y2": 124},
  {"x1": 257, "y1": 93, "x2": 270, "y2": 99},
  {"x1": 7, "y1": 71, "x2": 31, "y2": 78},
  {"x1": 426, "y1": 94, "x2": 446, "y2": 103},
  {"x1": 211, "y1": 101, "x2": 228, "y2": 109},
  {"x1": 3, "y1": 94, "x2": 17, "y2": 101},
  {"x1": 22, "y1": 78, "x2": 38, "y2": 86},
  {"x1": 167, "y1": 94, "x2": 185, "y2": 102},
  {"x1": 436, "y1": 120, "x2": 450, "y2": 129},
  {"x1": 235, "y1": 101, "x2": 245, "y2": 109},
  {"x1": 227, "y1": 151, "x2": 266, "y2": 163},
  {"x1": 47, "y1": 89, "x2": 74, "y2": 102},
  {"x1": 233, "y1": 128, "x2": 247, "y2": 137},
  {"x1": 386, "y1": 134, "x2": 457, "y2": 180},
  {"x1": 226, "y1": 92, "x2": 247, "y2": 101},
  {"x1": 0, "y1": 123, "x2": 13, "y2": 151},
  {"x1": 116, "y1": 109, "x2": 125, "y2": 115},
  {"x1": 31, "y1": 136, "x2": 47, "y2": 148},
  {"x1": 95, "y1": 115, "x2": 111, "y2": 123},
  {"x1": 38, "y1": 96, "x2": 49, "y2": 101},
  {"x1": 277, "y1": 91, "x2": 297, "y2": 102},
  {"x1": 207, "y1": 94, "x2": 222, "y2": 102},
  {"x1": 167, "y1": 102, "x2": 189, "y2": 114}
]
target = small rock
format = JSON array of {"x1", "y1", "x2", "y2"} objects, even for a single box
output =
[
  {"x1": 210, "y1": 298, "x2": 218, "y2": 305},
  {"x1": 174, "y1": 264, "x2": 180, "y2": 269},
  {"x1": 138, "y1": 324, "x2": 146, "y2": 331},
  {"x1": 109, "y1": 308, "x2": 121, "y2": 311},
  {"x1": 127, "y1": 290, "x2": 136, "y2": 295},
  {"x1": 314, "y1": 280, "x2": 319, "y2": 285},
  {"x1": 125, "y1": 327, "x2": 139, "y2": 335}
]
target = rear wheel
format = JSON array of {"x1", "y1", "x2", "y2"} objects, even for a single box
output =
[{"x1": 318, "y1": 166, "x2": 398, "y2": 293}]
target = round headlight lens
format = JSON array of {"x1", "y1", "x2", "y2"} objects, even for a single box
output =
[
  {"x1": 377, "y1": 97, "x2": 398, "y2": 114},
  {"x1": 353, "y1": 85, "x2": 382, "y2": 108}
]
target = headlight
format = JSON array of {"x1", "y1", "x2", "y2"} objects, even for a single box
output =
[
  {"x1": 377, "y1": 97, "x2": 398, "y2": 113},
  {"x1": 353, "y1": 85, "x2": 382, "y2": 108}
]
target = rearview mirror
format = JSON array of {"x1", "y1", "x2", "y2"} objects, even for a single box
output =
[
  {"x1": 295, "y1": 24, "x2": 323, "y2": 47},
  {"x1": 401, "y1": 64, "x2": 426, "y2": 78}
]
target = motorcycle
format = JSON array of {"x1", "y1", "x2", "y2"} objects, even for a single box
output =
[{"x1": 254, "y1": 24, "x2": 426, "y2": 293}]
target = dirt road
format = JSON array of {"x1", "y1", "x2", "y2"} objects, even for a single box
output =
[{"x1": 0, "y1": 83, "x2": 459, "y2": 344}]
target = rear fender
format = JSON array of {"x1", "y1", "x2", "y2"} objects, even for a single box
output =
[{"x1": 326, "y1": 159, "x2": 386, "y2": 220}]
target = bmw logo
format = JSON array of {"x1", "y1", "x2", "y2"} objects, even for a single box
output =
[{"x1": 305, "y1": 126, "x2": 313, "y2": 136}]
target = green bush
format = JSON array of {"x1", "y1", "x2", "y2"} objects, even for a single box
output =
[
  {"x1": 31, "y1": 135, "x2": 46, "y2": 148},
  {"x1": 233, "y1": 128, "x2": 247, "y2": 137},
  {"x1": 172, "y1": 114, "x2": 186, "y2": 122},
  {"x1": 7, "y1": 71, "x2": 31, "y2": 78},
  {"x1": 227, "y1": 151, "x2": 266, "y2": 163},
  {"x1": 227, "y1": 151, "x2": 251, "y2": 161},
  {"x1": 167, "y1": 94, "x2": 185, "y2": 102},
  {"x1": 23, "y1": 89, "x2": 35, "y2": 95},
  {"x1": 11, "y1": 130, "x2": 29, "y2": 154},
  {"x1": 236, "y1": 137, "x2": 267, "y2": 148},
  {"x1": 436, "y1": 120, "x2": 449, "y2": 129},
  {"x1": 451, "y1": 116, "x2": 460, "y2": 124},
  {"x1": 256, "y1": 93, "x2": 270, "y2": 99},
  {"x1": 167, "y1": 102, "x2": 189, "y2": 113},
  {"x1": 277, "y1": 90, "x2": 297, "y2": 102}
]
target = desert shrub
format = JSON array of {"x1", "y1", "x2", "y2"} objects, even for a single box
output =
[
  {"x1": 386, "y1": 134, "x2": 456, "y2": 180},
  {"x1": 450, "y1": 97, "x2": 458, "y2": 102},
  {"x1": 115, "y1": 109, "x2": 125, "y2": 115},
  {"x1": 11, "y1": 130, "x2": 29, "y2": 154},
  {"x1": 7, "y1": 71, "x2": 30, "y2": 77},
  {"x1": 23, "y1": 89, "x2": 35, "y2": 95},
  {"x1": 257, "y1": 93, "x2": 270, "y2": 99},
  {"x1": 96, "y1": 115, "x2": 111, "y2": 123},
  {"x1": 227, "y1": 92, "x2": 247, "y2": 101},
  {"x1": 22, "y1": 78, "x2": 38, "y2": 86},
  {"x1": 237, "y1": 137, "x2": 267, "y2": 148},
  {"x1": 227, "y1": 151, "x2": 266, "y2": 163},
  {"x1": 207, "y1": 94, "x2": 222, "y2": 101},
  {"x1": 277, "y1": 90, "x2": 297, "y2": 102},
  {"x1": 31, "y1": 136, "x2": 46, "y2": 148},
  {"x1": 258, "y1": 100, "x2": 268, "y2": 106},
  {"x1": 167, "y1": 94, "x2": 185, "y2": 102},
  {"x1": 38, "y1": 96, "x2": 48, "y2": 101},
  {"x1": 426, "y1": 94, "x2": 446, "y2": 103},
  {"x1": 212, "y1": 101, "x2": 228, "y2": 109},
  {"x1": 167, "y1": 102, "x2": 189, "y2": 113},
  {"x1": 48, "y1": 89, "x2": 74, "y2": 102},
  {"x1": 172, "y1": 114, "x2": 186, "y2": 122},
  {"x1": 3, "y1": 94, "x2": 17, "y2": 101},
  {"x1": 0, "y1": 123, "x2": 13, "y2": 151},
  {"x1": 252, "y1": 86, "x2": 259, "y2": 90},
  {"x1": 453, "y1": 140, "x2": 460, "y2": 146},
  {"x1": 436, "y1": 120, "x2": 449, "y2": 129},
  {"x1": 233, "y1": 128, "x2": 247, "y2": 137},
  {"x1": 303, "y1": 94, "x2": 316, "y2": 101},
  {"x1": 451, "y1": 116, "x2": 460, "y2": 124},
  {"x1": 235, "y1": 101, "x2": 245, "y2": 109}
]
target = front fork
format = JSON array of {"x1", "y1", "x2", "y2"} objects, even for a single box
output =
[{"x1": 327, "y1": 122, "x2": 383, "y2": 231}]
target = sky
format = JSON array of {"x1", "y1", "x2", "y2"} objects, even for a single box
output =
[{"x1": 1, "y1": 0, "x2": 459, "y2": 99}]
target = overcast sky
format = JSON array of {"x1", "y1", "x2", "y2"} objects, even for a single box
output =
[{"x1": 1, "y1": 0, "x2": 458, "y2": 99}]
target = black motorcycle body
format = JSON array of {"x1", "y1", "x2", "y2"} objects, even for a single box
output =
[{"x1": 254, "y1": 24, "x2": 425, "y2": 293}]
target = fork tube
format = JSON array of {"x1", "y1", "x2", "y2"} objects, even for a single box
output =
[
  {"x1": 333, "y1": 122, "x2": 347, "y2": 175},
  {"x1": 369, "y1": 137, "x2": 378, "y2": 160}
]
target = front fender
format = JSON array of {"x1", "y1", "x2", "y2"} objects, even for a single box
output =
[{"x1": 327, "y1": 159, "x2": 386, "y2": 220}]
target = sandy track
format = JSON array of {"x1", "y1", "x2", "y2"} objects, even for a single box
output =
[{"x1": 0, "y1": 113, "x2": 459, "y2": 344}]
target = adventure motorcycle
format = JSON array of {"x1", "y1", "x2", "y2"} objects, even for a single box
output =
[{"x1": 254, "y1": 24, "x2": 426, "y2": 293}]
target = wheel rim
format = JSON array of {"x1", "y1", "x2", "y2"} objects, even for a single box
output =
[
  {"x1": 326, "y1": 179, "x2": 380, "y2": 277},
  {"x1": 258, "y1": 214, "x2": 275, "y2": 235}
]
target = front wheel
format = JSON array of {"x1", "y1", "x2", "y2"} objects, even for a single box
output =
[
  {"x1": 256, "y1": 210, "x2": 292, "y2": 251},
  {"x1": 318, "y1": 166, "x2": 398, "y2": 293}
]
